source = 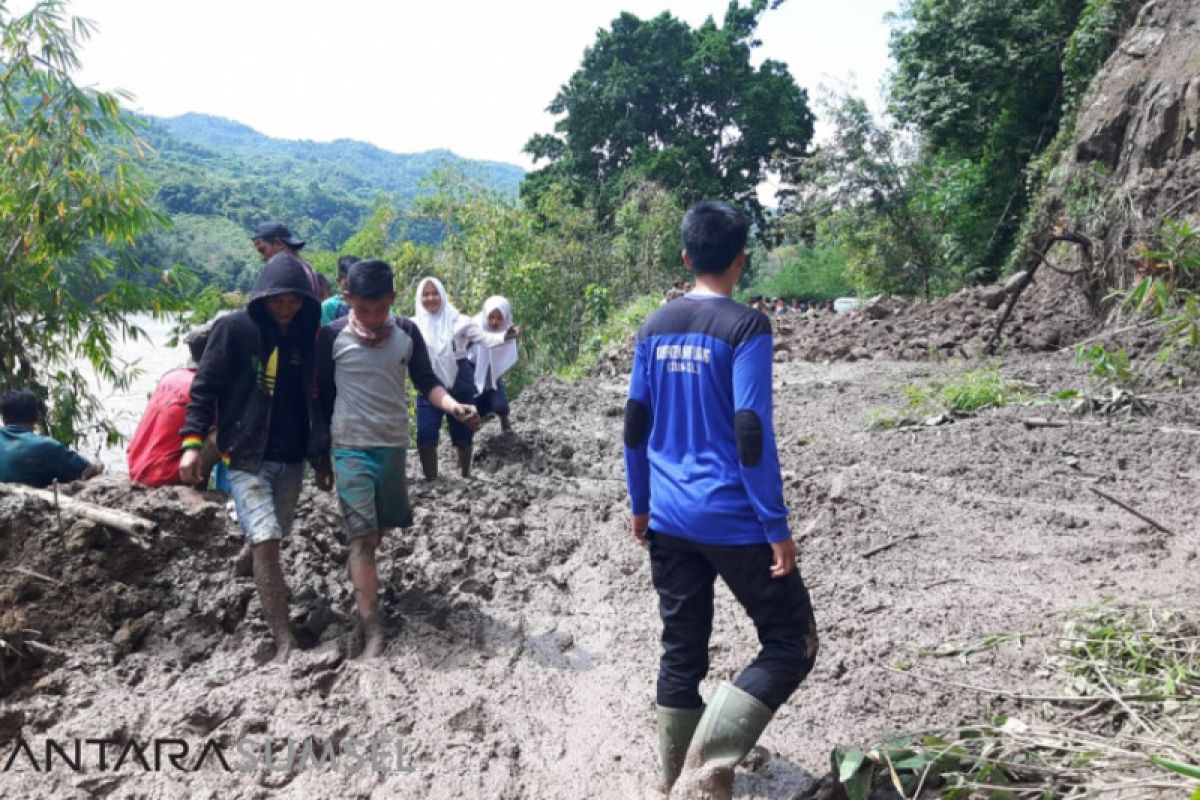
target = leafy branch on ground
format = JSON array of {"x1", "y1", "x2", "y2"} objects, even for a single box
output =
[{"x1": 813, "y1": 605, "x2": 1200, "y2": 799}]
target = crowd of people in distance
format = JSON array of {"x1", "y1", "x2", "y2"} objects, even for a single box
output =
[
  {"x1": 747, "y1": 296, "x2": 836, "y2": 314},
  {"x1": 663, "y1": 284, "x2": 838, "y2": 315}
]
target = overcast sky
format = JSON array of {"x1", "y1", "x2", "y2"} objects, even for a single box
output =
[{"x1": 59, "y1": 0, "x2": 898, "y2": 168}]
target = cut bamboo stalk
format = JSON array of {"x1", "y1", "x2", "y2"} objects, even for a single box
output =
[{"x1": 0, "y1": 482, "x2": 156, "y2": 536}]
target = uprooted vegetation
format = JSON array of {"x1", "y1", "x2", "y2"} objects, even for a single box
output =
[{"x1": 803, "y1": 605, "x2": 1200, "y2": 799}]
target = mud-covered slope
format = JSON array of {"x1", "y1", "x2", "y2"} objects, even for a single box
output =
[{"x1": 0, "y1": 352, "x2": 1197, "y2": 798}]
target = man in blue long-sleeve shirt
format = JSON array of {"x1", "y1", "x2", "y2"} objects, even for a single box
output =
[{"x1": 624, "y1": 201, "x2": 818, "y2": 799}]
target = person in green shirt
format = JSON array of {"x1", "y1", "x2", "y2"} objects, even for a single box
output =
[
  {"x1": 0, "y1": 389, "x2": 104, "y2": 488},
  {"x1": 321, "y1": 254, "x2": 358, "y2": 325}
]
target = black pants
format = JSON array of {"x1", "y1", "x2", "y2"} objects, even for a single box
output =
[{"x1": 649, "y1": 531, "x2": 818, "y2": 712}]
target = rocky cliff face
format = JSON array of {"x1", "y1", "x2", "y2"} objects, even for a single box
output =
[{"x1": 1054, "y1": 0, "x2": 1200, "y2": 296}]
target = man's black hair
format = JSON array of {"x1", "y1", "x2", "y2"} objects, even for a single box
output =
[
  {"x1": 336, "y1": 255, "x2": 360, "y2": 277},
  {"x1": 346, "y1": 259, "x2": 394, "y2": 299},
  {"x1": 681, "y1": 201, "x2": 750, "y2": 274},
  {"x1": 1, "y1": 389, "x2": 42, "y2": 425},
  {"x1": 184, "y1": 325, "x2": 212, "y2": 365}
]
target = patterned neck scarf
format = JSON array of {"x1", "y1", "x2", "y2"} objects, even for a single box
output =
[{"x1": 347, "y1": 309, "x2": 396, "y2": 347}]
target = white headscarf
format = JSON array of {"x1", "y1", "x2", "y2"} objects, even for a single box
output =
[
  {"x1": 412, "y1": 277, "x2": 461, "y2": 388},
  {"x1": 472, "y1": 295, "x2": 519, "y2": 393}
]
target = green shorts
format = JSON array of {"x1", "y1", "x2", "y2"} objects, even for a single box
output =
[{"x1": 332, "y1": 446, "x2": 412, "y2": 541}]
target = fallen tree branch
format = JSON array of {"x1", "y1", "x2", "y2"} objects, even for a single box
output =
[
  {"x1": 886, "y1": 665, "x2": 1187, "y2": 705},
  {"x1": 860, "y1": 532, "x2": 920, "y2": 559},
  {"x1": 23, "y1": 640, "x2": 71, "y2": 658},
  {"x1": 1087, "y1": 487, "x2": 1175, "y2": 535},
  {"x1": 7, "y1": 566, "x2": 64, "y2": 586},
  {"x1": 0, "y1": 482, "x2": 156, "y2": 536},
  {"x1": 987, "y1": 231, "x2": 1094, "y2": 355}
]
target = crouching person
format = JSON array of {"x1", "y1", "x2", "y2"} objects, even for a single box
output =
[
  {"x1": 180, "y1": 252, "x2": 322, "y2": 663},
  {"x1": 0, "y1": 389, "x2": 104, "y2": 487},
  {"x1": 624, "y1": 202, "x2": 819, "y2": 798},
  {"x1": 313, "y1": 260, "x2": 478, "y2": 658}
]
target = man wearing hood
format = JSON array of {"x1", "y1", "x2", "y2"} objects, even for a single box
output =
[{"x1": 179, "y1": 252, "x2": 323, "y2": 663}]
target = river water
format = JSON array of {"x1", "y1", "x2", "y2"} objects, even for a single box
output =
[{"x1": 79, "y1": 313, "x2": 193, "y2": 472}]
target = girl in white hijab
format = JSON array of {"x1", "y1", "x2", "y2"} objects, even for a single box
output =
[
  {"x1": 470, "y1": 295, "x2": 521, "y2": 432},
  {"x1": 411, "y1": 277, "x2": 514, "y2": 479}
]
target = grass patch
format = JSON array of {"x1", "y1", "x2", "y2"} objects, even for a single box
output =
[
  {"x1": 559, "y1": 294, "x2": 659, "y2": 380},
  {"x1": 905, "y1": 366, "x2": 1032, "y2": 415},
  {"x1": 867, "y1": 366, "x2": 1033, "y2": 429}
]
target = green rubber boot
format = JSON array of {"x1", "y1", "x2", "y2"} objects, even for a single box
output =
[
  {"x1": 657, "y1": 705, "x2": 705, "y2": 793},
  {"x1": 671, "y1": 683, "x2": 773, "y2": 800}
]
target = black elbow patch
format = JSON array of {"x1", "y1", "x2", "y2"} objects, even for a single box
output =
[
  {"x1": 735, "y1": 410, "x2": 764, "y2": 467},
  {"x1": 624, "y1": 400, "x2": 651, "y2": 447}
]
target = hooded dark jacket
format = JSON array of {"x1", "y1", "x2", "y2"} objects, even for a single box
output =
[{"x1": 180, "y1": 253, "x2": 321, "y2": 471}]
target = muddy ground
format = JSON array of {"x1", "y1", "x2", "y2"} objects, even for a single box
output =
[{"x1": 1, "y1": 319, "x2": 1198, "y2": 798}]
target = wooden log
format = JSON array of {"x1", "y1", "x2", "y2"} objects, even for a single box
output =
[
  {"x1": 1022, "y1": 417, "x2": 1068, "y2": 429},
  {"x1": 0, "y1": 482, "x2": 156, "y2": 536}
]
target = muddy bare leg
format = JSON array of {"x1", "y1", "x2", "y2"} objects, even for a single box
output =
[
  {"x1": 252, "y1": 540, "x2": 294, "y2": 662},
  {"x1": 348, "y1": 533, "x2": 383, "y2": 658}
]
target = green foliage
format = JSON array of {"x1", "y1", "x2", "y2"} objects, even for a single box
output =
[
  {"x1": 887, "y1": 0, "x2": 1087, "y2": 282},
  {"x1": 832, "y1": 0, "x2": 1141, "y2": 294},
  {"x1": 0, "y1": 1, "x2": 194, "y2": 447},
  {"x1": 780, "y1": 94, "x2": 952, "y2": 297},
  {"x1": 905, "y1": 366, "x2": 1030, "y2": 416},
  {"x1": 868, "y1": 366, "x2": 1030, "y2": 429},
  {"x1": 1057, "y1": 606, "x2": 1200, "y2": 705},
  {"x1": 112, "y1": 112, "x2": 526, "y2": 293},
  {"x1": 562, "y1": 295, "x2": 660, "y2": 380},
  {"x1": 1062, "y1": 0, "x2": 1144, "y2": 111},
  {"x1": 743, "y1": 243, "x2": 854, "y2": 301},
  {"x1": 1111, "y1": 219, "x2": 1200, "y2": 374},
  {"x1": 366, "y1": 170, "x2": 683, "y2": 394},
  {"x1": 524, "y1": 1, "x2": 813, "y2": 229},
  {"x1": 1075, "y1": 343, "x2": 1137, "y2": 388}
]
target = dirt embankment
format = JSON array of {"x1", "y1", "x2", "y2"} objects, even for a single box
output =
[{"x1": 1, "y1": 332, "x2": 1198, "y2": 798}]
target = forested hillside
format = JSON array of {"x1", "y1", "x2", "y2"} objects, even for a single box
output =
[{"x1": 134, "y1": 113, "x2": 524, "y2": 291}]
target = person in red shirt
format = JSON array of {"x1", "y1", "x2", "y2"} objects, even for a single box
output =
[{"x1": 126, "y1": 326, "x2": 218, "y2": 487}]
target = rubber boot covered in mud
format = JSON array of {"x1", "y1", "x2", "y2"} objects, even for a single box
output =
[
  {"x1": 658, "y1": 705, "x2": 704, "y2": 793},
  {"x1": 499, "y1": 413, "x2": 512, "y2": 433},
  {"x1": 671, "y1": 683, "x2": 772, "y2": 800},
  {"x1": 418, "y1": 445, "x2": 438, "y2": 481},
  {"x1": 456, "y1": 444, "x2": 472, "y2": 478},
  {"x1": 252, "y1": 541, "x2": 296, "y2": 663}
]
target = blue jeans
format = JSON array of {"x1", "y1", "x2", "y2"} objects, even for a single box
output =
[
  {"x1": 416, "y1": 357, "x2": 477, "y2": 447},
  {"x1": 227, "y1": 461, "x2": 305, "y2": 545},
  {"x1": 475, "y1": 380, "x2": 510, "y2": 418}
]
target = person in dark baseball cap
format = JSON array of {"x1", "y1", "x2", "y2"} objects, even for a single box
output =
[
  {"x1": 251, "y1": 221, "x2": 305, "y2": 256},
  {"x1": 251, "y1": 221, "x2": 319, "y2": 293}
]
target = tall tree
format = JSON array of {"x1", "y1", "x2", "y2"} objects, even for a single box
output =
[
  {"x1": 887, "y1": 0, "x2": 1086, "y2": 278},
  {"x1": 0, "y1": 1, "x2": 192, "y2": 445},
  {"x1": 523, "y1": 0, "x2": 813, "y2": 228}
]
